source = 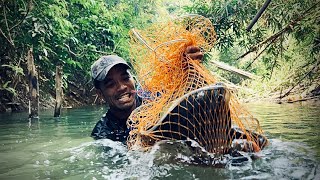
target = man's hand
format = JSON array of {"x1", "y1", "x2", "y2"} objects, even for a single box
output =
[{"x1": 184, "y1": 46, "x2": 203, "y2": 62}]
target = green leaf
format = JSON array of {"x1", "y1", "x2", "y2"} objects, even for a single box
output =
[{"x1": 1, "y1": 64, "x2": 25, "y2": 76}]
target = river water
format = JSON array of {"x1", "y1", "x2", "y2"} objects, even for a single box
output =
[{"x1": 0, "y1": 102, "x2": 319, "y2": 179}]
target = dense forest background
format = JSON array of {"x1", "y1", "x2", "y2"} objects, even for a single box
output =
[{"x1": 0, "y1": 0, "x2": 319, "y2": 112}]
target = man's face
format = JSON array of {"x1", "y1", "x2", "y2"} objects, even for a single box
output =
[{"x1": 97, "y1": 64, "x2": 136, "y2": 111}]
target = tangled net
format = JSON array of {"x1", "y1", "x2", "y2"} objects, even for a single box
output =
[{"x1": 127, "y1": 15, "x2": 267, "y2": 155}]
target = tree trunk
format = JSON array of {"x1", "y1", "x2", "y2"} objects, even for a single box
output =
[
  {"x1": 54, "y1": 66, "x2": 63, "y2": 117},
  {"x1": 27, "y1": 48, "x2": 39, "y2": 118}
]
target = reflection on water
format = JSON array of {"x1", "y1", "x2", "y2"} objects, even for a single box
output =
[
  {"x1": 0, "y1": 103, "x2": 319, "y2": 179},
  {"x1": 245, "y1": 102, "x2": 320, "y2": 160}
]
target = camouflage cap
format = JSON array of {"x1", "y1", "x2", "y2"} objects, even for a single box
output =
[{"x1": 91, "y1": 55, "x2": 130, "y2": 81}]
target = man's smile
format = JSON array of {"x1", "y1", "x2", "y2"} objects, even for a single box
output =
[{"x1": 116, "y1": 92, "x2": 133, "y2": 103}]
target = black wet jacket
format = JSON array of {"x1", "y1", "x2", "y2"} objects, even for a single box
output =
[{"x1": 91, "y1": 96, "x2": 141, "y2": 142}]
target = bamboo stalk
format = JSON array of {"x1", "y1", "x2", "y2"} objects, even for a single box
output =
[{"x1": 246, "y1": 0, "x2": 272, "y2": 31}]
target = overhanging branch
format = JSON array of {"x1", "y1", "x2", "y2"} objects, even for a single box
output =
[
  {"x1": 236, "y1": 1, "x2": 320, "y2": 61},
  {"x1": 246, "y1": 0, "x2": 272, "y2": 31}
]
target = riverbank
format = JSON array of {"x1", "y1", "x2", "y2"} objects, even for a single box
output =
[
  {"x1": 242, "y1": 95, "x2": 320, "y2": 106},
  {"x1": 1, "y1": 82, "x2": 319, "y2": 114},
  {"x1": 241, "y1": 89, "x2": 320, "y2": 105},
  {"x1": 0, "y1": 80, "x2": 100, "y2": 113},
  {"x1": 238, "y1": 75, "x2": 320, "y2": 105}
]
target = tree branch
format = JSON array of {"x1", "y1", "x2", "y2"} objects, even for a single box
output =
[
  {"x1": 0, "y1": 28, "x2": 14, "y2": 47},
  {"x1": 287, "y1": 95, "x2": 320, "y2": 103},
  {"x1": 246, "y1": 0, "x2": 272, "y2": 31},
  {"x1": 0, "y1": 1, "x2": 15, "y2": 47},
  {"x1": 245, "y1": 36, "x2": 277, "y2": 69},
  {"x1": 236, "y1": 1, "x2": 320, "y2": 61},
  {"x1": 2, "y1": 1, "x2": 14, "y2": 47},
  {"x1": 63, "y1": 43, "x2": 80, "y2": 57},
  {"x1": 9, "y1": 0, "x2": 32, "y2": 32},
  {"x1": 209, "y1": 59, "x2": 259, "y2": 79}
]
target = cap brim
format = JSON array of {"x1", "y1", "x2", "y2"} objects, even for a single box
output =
[{"x1": 95, "y1": 62, "x2": 130, "y2": 81}]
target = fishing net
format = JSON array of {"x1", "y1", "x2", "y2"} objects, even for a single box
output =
[{"x1": 127, "y1": 15, "x2": 268, "y2": 155}]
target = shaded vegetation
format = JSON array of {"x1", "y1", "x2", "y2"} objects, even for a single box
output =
[
  {"x1": 0, "y1": 0, "x2": 319, "y2": 112},
  {"x1": 0, "y1": 0, "x2": 160, "y2": 112},
  {"x1": 184, "y1": 0, "x2": 319, "y2": 102}
]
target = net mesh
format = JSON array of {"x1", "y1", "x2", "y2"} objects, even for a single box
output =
[{"x1": 127, "y1": 15, "x2": 267, "y2": 155}]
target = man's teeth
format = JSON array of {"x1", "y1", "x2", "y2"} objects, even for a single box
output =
[{"x1": 118, "y1": 93, "x2": 130, "y2": 100}]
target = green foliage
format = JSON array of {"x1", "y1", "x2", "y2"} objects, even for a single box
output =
[
  {"x1": 1, "y1": 64, "x2": 25, "y2": 76},
  {"x1": 0, "y1": 81, "x2": 16, "y2": 96},
  {"x1": 184, "y1": 0, "x2": 319, "y2": 97},
  {"x1": 0, "y1": 0, "x2": 161, "y2": 103},
  {"x1": 184, "y1": 0, "x2": 262, "y2": 50}
]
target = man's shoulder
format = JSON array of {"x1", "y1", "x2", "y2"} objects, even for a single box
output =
[
  {"x1": 91, "y1": 113, "x2": 113, "y2": 138},
  {"x1": 94, "y1": 113, "x2": 108, "y2": 125},
  {"x1": 91, "y1": 111, "x2": 130, "y2": 142}
]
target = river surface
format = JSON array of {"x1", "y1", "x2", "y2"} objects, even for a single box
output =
[{"x1": 0, "y1": 102, "x2": 319, "y2": 179}]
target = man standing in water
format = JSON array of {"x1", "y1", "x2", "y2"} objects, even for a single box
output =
[
  {"x1": 90, "y1": 46, "x2": 203, "y2": 141},
  {"x1": 90, "y1": 48, "x2": 268, "y2": 154}
]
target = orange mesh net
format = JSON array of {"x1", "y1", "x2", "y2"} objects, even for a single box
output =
[{"x1": 127, "y1": 15, "x2": 267, "y2": 155}]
